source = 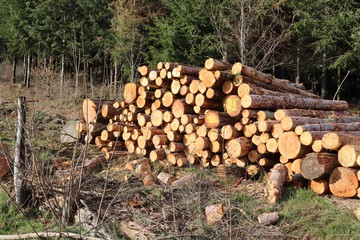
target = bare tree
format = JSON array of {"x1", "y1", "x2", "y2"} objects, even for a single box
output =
[{"x1": 211, "y1": 0, "x2": 292, "y2": 71}]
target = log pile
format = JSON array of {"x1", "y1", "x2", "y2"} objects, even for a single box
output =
[{"x1": 79, "y1": 58, "x2": 360, "y2": 199}]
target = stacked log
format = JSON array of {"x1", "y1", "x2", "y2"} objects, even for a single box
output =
[{"x1": 79, "y1": 58, "x2": 360, "y2": 199}]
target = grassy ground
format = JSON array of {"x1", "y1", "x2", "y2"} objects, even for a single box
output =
[{"x1": 1, "y1": 67, "x2": 360, "y2": 239}]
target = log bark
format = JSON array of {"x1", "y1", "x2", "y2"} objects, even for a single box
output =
[
  {"x1": 171, "y1": 173, "x2": 197, "y2": 187},
  {"x1": 221, "y1": 81, "x2": 237, "y2": 95},
  {"x1": 232, "y1": 62, "x2": 317, "y2": 98},
  {"x1": 278, "y1": 132, "x2": 311, "y2": 159},
  {"x1": 120, "y1": 221, "x2": 155, "y2": 240},
  {"x1": 257, "y1": 212, "x2": 279, "y2": 225},
  {"x1": 150, "y1": 149, "x2": 167, "y2": 162},
  {"x1": 195, "y1": 94, "x2": 223, "y2": 110},
  {"x1": 258, "y1": 158, "x2": 278, "y2": 167},
  {"x1": 152, "y1": 135, "x2": 169, "y2": 146},
  {"x1": 329, "y1": 167, "x2": 359, "y2": 198},
  {"x1": 300, "y1": 153, "x2": 339, "y2": 180},
  {"x1": 0, "y1": 142, "x2": 10, "y2": 178},
  {"x1": 175, "y1": 65, "x2": 201, "y2": 77},
  {"x1": 101, "y1": 103, "x2": 121, "y2": 119},
  {"x1": 169, "y1": 142, "x2": 186, "y2": 152},
  {"x1": 274, "y1": 109, "x2": 352, "y2": 121},
  {"x1": 143, "y1": 174, "x2": 156, "y2": 186},
  {"x1": 206, "y1": 88, "x2": 226, "y2": 100},
  {"x1": 257, "y1": 120, "x2": 278, "y2": 133},
  {"x1": 225, "y1": 137, "x2": 253, "y2": 158},
  {"x1": 295, "y1": 122, "x2": 360, "y2": 136},
  {"x1": 299, "y1": 131, "x2": 329, "y2": 146},
  {"x1": 264, "y1": 163, "x2": 288, "y2": 204},
  {"x1": 205, "y1": 58, "x2": 232, "y2": 71},
  {"x1": 157, "y1": 172, "x2": 176, "y2": 185},
  {"x1": 241, "y1": 94, "x2": 348, "y2": 111},
  {"x1": 281, "y1": 117, "x2": 325, "y2": 132}
]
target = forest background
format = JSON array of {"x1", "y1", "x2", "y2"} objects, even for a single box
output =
[{"x1": 0, "y1": 0, "x2": 359, "y2": 100}]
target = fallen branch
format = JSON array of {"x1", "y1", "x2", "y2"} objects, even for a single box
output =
[{"x1": 0, "y1": 232, "x2": 103, "y2": 240}]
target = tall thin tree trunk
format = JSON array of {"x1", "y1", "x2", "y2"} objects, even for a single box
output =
[
  {"x1": 83, "y1": 60, "x2": 88, "y2": 97},
  {"x1": 75, "y1": 67, "x2": 79, "y2": 98},
  {"x1": 14, "y1": 96, "x2": 29, "y2": 207},
  {"x1": 90, "y1": 67, "x2": 94, "y2": 98},
  {"x1": 337, "y1": 67, "x2": 341, "y2": 100},
  {"x1": 23, "y1": 56, "x2": 27, "y2": 85},
  {"x1": 25, "y1": 55, "x2": 31, "y2": 88},
  {"x1": 60, "y1": 54, "x2": 65, "y2": 99},
  {"x1": 114, "y1": 60, "x2": 118, "y2": 98},
  {"x1": 321, "y1": 53, "x2": 327, "y2": 99},
  {"x1": 295, "y1": 47, "x2": 300, "y2": 84},
  {"x1": 240, "y1": 0, "x2": 245, "y2": 64},
  {"x1": 12, "y1": 56, "x2": 17, "y2": 84}
]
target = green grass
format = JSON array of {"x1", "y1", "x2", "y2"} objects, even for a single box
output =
[
  {"x1": 0, "y1": 189, "x2": 45, "y2": 234},
  {"x1": 279, "y1": 188, "x2": 360, "y2": 240}
]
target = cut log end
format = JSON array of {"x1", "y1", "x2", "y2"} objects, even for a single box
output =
[{"x1": 329, "y1": 167, "x2": 358, "y2": 198}]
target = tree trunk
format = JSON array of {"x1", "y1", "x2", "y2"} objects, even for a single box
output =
[
  {"x1": 89, "y1": 66, "x2": 94, "y2": 98},
  {"x1": 14, "y1": 96, "x2": 29, "y2": 207},
  {"x1": 337, "y1": 66, "x2": 341, "y2": 100},
  {"x1": 320, "y1": 53, "x2": 327, "y2": 99},
  {"x1": 300, "y1": 152, "x2": 339, "y2": 180},
  {"x1": 11, "y1": 55, "x2": 16, "y2": 84},
  {"x1": 25, "y1": 54, "x2": 31, "y2": 88},
  {"x1": 60, "y1": 54, "x2": 65, "y2": 99}
]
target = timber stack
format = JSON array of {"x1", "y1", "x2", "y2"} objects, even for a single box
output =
[{"x1": 79, "y1": 58, "x2": 360, "y2": 199}]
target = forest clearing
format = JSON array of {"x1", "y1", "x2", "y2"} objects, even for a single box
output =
[
  {"x1": 1, "y1": 58, "x2": 360, "y2": 239},
  {"x1": 0, "y1": 0, "x2": 359, "y2": 239}
]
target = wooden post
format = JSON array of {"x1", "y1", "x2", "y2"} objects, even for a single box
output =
[{"x1": 14, "y1": 96, "x2": 29, "y2": 207}]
